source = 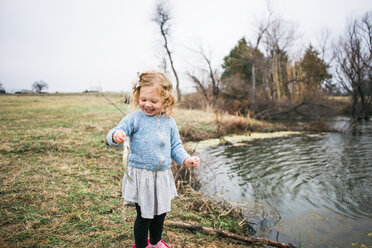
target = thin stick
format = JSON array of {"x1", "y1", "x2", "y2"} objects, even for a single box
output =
[
  {"x1": 98, "y1": 86, "x2": 126, "y2": 116},
  {"x1": 218, "y1": 206, "x2": 236, "y2": 218},
  {"x1": 164, "y1": 220, "x2": 297, "y2": 248},
  {"x1": 98, "y1": 85, "x2": 131, "y2": 181}
]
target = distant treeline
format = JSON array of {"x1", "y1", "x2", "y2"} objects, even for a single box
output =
[{"x1": 183, "y1": 12, "x2": 372, "y2": 120}]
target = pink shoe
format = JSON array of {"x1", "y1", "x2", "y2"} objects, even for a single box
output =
[
  {"x1": 132, "y1": 239, "x2": 170, "y2": 248},
  {"x1": 153, "y1": 240, "x2": 170, "y2": 248}
]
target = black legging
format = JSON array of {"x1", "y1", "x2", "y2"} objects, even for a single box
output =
[{"x1": 134, "y1": 204, "x2": 166, "y2": 248}]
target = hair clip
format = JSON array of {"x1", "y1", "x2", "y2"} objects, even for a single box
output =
[{"x1": 136, "y1": 82, "x2": 140, "y2": 88}]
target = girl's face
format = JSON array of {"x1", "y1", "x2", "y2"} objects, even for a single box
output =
[{"x1": 138, "y1": 85, "x2": 164, "y2": 116}]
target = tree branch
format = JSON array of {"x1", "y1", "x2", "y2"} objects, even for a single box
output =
[{"x1": 164, "y1": 220, "x2": 296, "y2": 248}]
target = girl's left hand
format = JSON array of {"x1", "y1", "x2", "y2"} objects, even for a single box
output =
[{"x1": 184, "y1": 156, "x2": 200, "y2": 168}]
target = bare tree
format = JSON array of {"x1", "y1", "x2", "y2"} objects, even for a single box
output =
[
  {"x1": 32, "y1": 80, "x2": 48, "y2": 93},
  {"x1": 262, "y1": 17, "x2": 297, "y2": 54},
  {"x1": 187, "y1": 72, "x2": 210, "y2": 104},
  {"x1": 200, "y1": 50, "x2": 220, "y2": 104},
  {"x1": 334, "y1": 12, "x2": 372, "y2": 120},
  {"x1": 152, "y1": 0, "x2": 181, "y2": 102},
  {"x1": 360, "y1": 13, "x2": 372, "y2": 70},
  {"x1": 186, "y1": 46, "x2": 221, "y2": 108},
  {"x1": 249, "y1": 9, "x2": 273, "y2": 112},
  {"x1": 316, "y1": 28, "x2": 332, "y2": 62},
  {"x1": 262, "y1": 17, "x2": 297, "y2": 100}
]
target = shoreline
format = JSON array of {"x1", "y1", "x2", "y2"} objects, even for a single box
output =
[{"x1": 185, "y1": 130, "x2": 328, "y2": 152}]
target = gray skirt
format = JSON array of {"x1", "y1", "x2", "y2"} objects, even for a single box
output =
[{"x1": 122, "y1": 166, "x2": 178, "y2": 219}]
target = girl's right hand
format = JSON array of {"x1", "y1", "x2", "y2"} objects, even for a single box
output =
[{"x1": 113, "y1": 130, "x2": 126, "y2": 144}]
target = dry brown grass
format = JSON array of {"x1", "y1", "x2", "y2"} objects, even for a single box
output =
[{"x1": 175, "y1": 109, "x2": 279, "y2": 142}]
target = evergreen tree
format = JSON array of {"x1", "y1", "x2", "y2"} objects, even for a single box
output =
[
  {"x1": 221, "y1": 38, "x2": 266, "y2": 85},
  {"x1": 221, "y1": 38, "x2": 252, "y2": 81},
  {"x1": 300, "y1": 45, "x2": 332, "y2": 97}
]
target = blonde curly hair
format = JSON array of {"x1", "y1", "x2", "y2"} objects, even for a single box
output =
[{"x1": 130, "y1": 71, "x2": 177, "y2": 117}]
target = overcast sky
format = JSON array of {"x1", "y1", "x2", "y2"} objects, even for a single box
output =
[{"x1": 0, "y1": 0, "x2": 371, "y2": 93}]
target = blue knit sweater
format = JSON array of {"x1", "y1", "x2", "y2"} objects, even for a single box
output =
[{"x1": 106, "y1": 110, "x2": 190, "y2": 171}]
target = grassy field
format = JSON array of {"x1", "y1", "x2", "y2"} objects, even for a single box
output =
[{"x1": 0, "y1": 94, "x2": 265, "y2": 248}]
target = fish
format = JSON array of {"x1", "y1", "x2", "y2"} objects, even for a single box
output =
[{"x1": 122, "y1": 136, "x2": 133, "y2": 182}]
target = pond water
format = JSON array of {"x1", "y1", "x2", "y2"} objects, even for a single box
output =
[{"x1": 195, "y1": 118, "x2": 372, "y2": 248}]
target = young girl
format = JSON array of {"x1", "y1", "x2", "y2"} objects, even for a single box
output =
[{"x1": 106, "y1": 71, "x2": 200, "y2": 248}]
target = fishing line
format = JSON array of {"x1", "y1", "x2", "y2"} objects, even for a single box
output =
[{"x1": 99, "y1": 86, "x2": 132, "y2": 181}]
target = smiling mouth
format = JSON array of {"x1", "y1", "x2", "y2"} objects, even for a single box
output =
[{"x1": 144, "y1": 108, "x2": 154, "y2": 114}]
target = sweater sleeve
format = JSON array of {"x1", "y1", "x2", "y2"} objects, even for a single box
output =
[
  {"x1": 170, "y1": 118, "x2": 190, "y2": 165},
  {"x1": 106, "y1": 112, "x2": 136, "y2": 147}
]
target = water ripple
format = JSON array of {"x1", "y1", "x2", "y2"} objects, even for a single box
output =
[{"x1": 196, "y1": 120, "x2": 372, "y2": 225}]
